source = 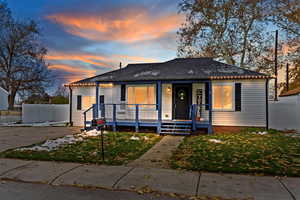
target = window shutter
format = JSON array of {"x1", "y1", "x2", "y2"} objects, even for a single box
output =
[
  {"x1": 120, "y1": 84, "x2": 126, "y2": 101},
  {"x1": 100, "y1": 95, "x2": 104, "y2": 104},
  {"x1": 235, "y1": 83, "x2": 242, "y2": 111},
  {"x1": 205, "y1": 82, "x2": 209, "y2": 110},
  {"x1": 77, "y1": 95, "x2": 82, "y2": 110}
]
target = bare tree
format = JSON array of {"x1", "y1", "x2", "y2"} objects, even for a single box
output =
[
  {"x1": 178, "y1": 0, "x2": 300, "y2": 68},
  {"x1": 54, "y1": 85, "x2": 69, "y2": 98},
  {"x1": 0, "y1": 3, "x2": 51, "y2": 109}
]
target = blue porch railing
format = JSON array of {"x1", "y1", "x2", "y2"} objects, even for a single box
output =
[
  {"x1": 83, "y1": 103, "x2": 212, "y2": 134},
  {"x1": 83, "y1": 104, "x2": 96, "y2": 130}
]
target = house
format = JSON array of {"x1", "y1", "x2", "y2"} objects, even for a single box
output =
[
  {"x1": 65, "y1": 58, "x2": 270, "y2": 134},
  {"x1": 0, "y1": 87, "x2": 8, "y2": 110},
  {"x1": 278, "y1": 87, "x2": 300, "y2": 103}
]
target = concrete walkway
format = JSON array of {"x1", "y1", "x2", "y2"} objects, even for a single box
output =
[
  {"x1": 127, "y1": 136, "x2": 184, "y2": 168},
  {"x1": 0, "y1": 158, "x2": 299, "y2": 200}
]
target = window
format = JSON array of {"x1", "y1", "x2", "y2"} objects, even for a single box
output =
[
  {"x1": 82, "y1": 96, "x2": 96, "y2": 110},
  {"x1": 212, "y1": 84, "x2": 234, "y2": 110},
  {"x1": 127, "y1": 85, "x2": 155, "y2": 108},
  {"x1": 77, "y1": 95, "x2": 82, "y2": 110}
]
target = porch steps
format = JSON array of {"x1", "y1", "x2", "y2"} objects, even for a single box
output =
[{"x1": 160, "y1": 122, "x2": 192, "y2": 135}]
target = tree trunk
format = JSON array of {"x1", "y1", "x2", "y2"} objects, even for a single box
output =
[{"x1": 8, "y1": 91, "x2": 16, "y2": 110}]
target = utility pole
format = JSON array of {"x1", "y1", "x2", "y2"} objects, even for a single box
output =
[
  {"x1": 274, "y1": 30, "x2": 278, "y2": 101},
  {"x1": 286, "y1": 63, "x2": 289, "y2": 91}
]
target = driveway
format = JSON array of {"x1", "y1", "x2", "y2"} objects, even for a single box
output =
[{"x1": 0, "y1": 127, "x2": 81, "y2": 152}]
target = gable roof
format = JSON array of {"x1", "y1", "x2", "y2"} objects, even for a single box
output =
[
  {"x1": 66, "y1": 58, "x2": 269, "y2": 86},
  {"x1": 279, "y1": 87, "x2": 300, "y2": 97}
]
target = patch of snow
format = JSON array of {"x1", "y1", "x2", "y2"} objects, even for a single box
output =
[
  {"x1": 188, "y1": 70, "x2": 194, "y2": 74},
  {"x1": 208, "y1": 139, "x2": 223, "y2": 144},
  {"x1": 80, "y1": 129, "x2": 101, "y2": 137},
  {"x1": 133, "y1": 71, "x2": 160, "y2": 77},
  {"x1": 252, "y1": 131, "x2": 268, "y2": 135},
  {"x1": 217, "y1": 68, "x2": 245, "y2": 74},
  {"x1": 17, "y1": 135, "x2": 83, "y2": 152},
  {"x1": 130, "y1": 136, "x2": 140, "y2": 140},
  {"x1": 203, "y1": 70, "x2": 213, "y2": 74},
  {"x1": 0, "y1": 121, "x2": 68, "y2": 127},
  {"x1": 15, "y1": 129, "x2": 108, "y2": 152}
]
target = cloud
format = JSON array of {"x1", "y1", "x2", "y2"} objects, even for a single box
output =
[
  {"x1": 46, "y1": 52, "x2": 113, "y2": 68},
  {"x1": 46, "y1": 8, "x2": 184, "y2": 43},
  {"x1": 49, "y1": 64, "x2": 97, "y2": 83},
  {"x1": 46, "y1": 51, "x2": 159, "y2": 69}
]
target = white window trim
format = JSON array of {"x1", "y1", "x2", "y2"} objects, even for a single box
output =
[
  {"x1": 212, "y1": 82, "x2": 235, "y2": 112},
  {"x1": 126, "y1": 84, "x2": 157, "y2": 111}
]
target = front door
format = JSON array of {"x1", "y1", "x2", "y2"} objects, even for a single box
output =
[{"x1": 173, "y1": 84, "x2": 192, "y2": 120}]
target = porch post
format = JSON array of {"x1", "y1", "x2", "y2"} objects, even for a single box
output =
[
  {"x1": 113, "y1": 104, "x2": 117, "y2": 132},
  {"x1": 157, "y1": 81, "x2": 162, "y2": 134},
  {"x1": 208, "y1": 80, "x2": 213, "y2": 134},
  {"x1": 192, "y1": 104, "x2": 196, "y2": 131},
  {"x1": 95, "y1": 82, "x2": 99, "y2": 118},
  {"x1": 135, "y1": 105, "x2": 139, "y2": 132}
]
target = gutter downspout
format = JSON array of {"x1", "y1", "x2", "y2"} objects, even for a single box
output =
[
  {"x1": 266, "y1": 79, "x2": 269, "y2": 130},
  {"x1": 69, "y1": 86, "x2": 73, "y2": 126}
]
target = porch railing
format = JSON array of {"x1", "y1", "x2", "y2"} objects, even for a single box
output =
[
  {"x1": 83, "y1": 103, "x2": 212, "y2": 133},
  {"x1": 83, "y1": 104, "x2": 96, "y2": 130}
]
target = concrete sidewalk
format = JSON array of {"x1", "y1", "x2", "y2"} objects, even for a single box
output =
[{"x1": 0, "y1": 158, "x2": 299, "y2": 200}]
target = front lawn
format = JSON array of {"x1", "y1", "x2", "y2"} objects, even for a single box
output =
[
  {"x1": 171, "y1": 129, "x2": 300, "y2": 176},
  {"x1": 0, "y1": 132, "x2": 161, "y2": 165}
]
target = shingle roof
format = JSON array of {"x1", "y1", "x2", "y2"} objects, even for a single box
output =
[
  {"x1": 279, "y1": 87, "x2": 300, "y2": 97},
  {"x1": 66, "y1": 58, "x2": 269, "y2": 86}
]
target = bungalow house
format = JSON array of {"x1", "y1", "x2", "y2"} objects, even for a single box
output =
[
  {"x1": 65, "y1": 58, "x2": 269, "y2": 135},
  {"x1": 0, "y1": 87, "x2": 8, "y2": 110}
]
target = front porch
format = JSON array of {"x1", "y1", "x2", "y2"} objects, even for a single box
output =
[{"x1": 83, "y1": 80, "x2": 213, "y2": 135}]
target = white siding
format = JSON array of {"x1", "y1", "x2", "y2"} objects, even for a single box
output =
[
  {"x1": 0, "y1": 87, "x2": 8, "y2": 110},
  {"x1": 71, "y1": 80, "x2": 267, "y2": 127},
  {"x1": 212, "y1": 80, "x2": 267, "y2": 127},
  {"x1": 71, "y1": 84, "x2": 171, "y2": 126},
  {"x1": 71, "y1": 86, "x2": 95, "y2": 126},
  {"x1": 71, "y1": 86, "x2": 117, "y2": 126}
]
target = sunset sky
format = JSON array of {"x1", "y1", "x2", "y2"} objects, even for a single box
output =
[{"x1": 7, "y1": 0, "x2": 183, "y2": 87}]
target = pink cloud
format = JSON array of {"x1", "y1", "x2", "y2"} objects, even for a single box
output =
[
  {"x1": 46, "y1": 9, "x2": 184, "y2": 43},
  {"x1": 46, "y1": 51, "x2": 159, "y2": 68}
]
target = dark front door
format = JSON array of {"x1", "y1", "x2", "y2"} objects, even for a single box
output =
[{"x1": 173, "y1": 84, "x2": 192, "y2": 120}]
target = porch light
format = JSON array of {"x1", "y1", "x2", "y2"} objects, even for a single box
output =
[
  {"x1": 100, "y1": 83, "x2": 113, "y2": 88},
  {"x1": 167, "y1": 86, "x2": 171, "y2": 94}
]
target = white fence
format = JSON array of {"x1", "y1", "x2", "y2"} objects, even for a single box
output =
[
  {"x1": 269, "y1": 101, "x2": 300, "y2": 132},
  {"x1": 22, "y1": 104, "x2": 69, "y2": 123}
]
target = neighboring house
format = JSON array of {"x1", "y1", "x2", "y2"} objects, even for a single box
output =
[
  {"x1": 278, "y1": 87, "x2": 300, "y2": 103},
  {"x1": 0, "y1": 87, "x2": 8, "y2": 110},
  {"x1": 65, "y1": 58, "x2": 269, "y2": 134}
]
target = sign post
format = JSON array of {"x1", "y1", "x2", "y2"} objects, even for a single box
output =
[{"x1": 92, "y1": 118, "x2": 106, "y2": 162}]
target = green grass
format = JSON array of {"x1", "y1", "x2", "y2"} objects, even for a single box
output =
[
  {"x1": 171, "y1": 129, "x2": 300, "y2": 176},
  {"x1": 0, "y1": 132, "x2": 161, "y2": 165}
]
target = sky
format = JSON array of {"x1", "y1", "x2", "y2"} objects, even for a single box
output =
[{"x1": 7, "y1": 0, "x2": 184, "y2": 90}]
